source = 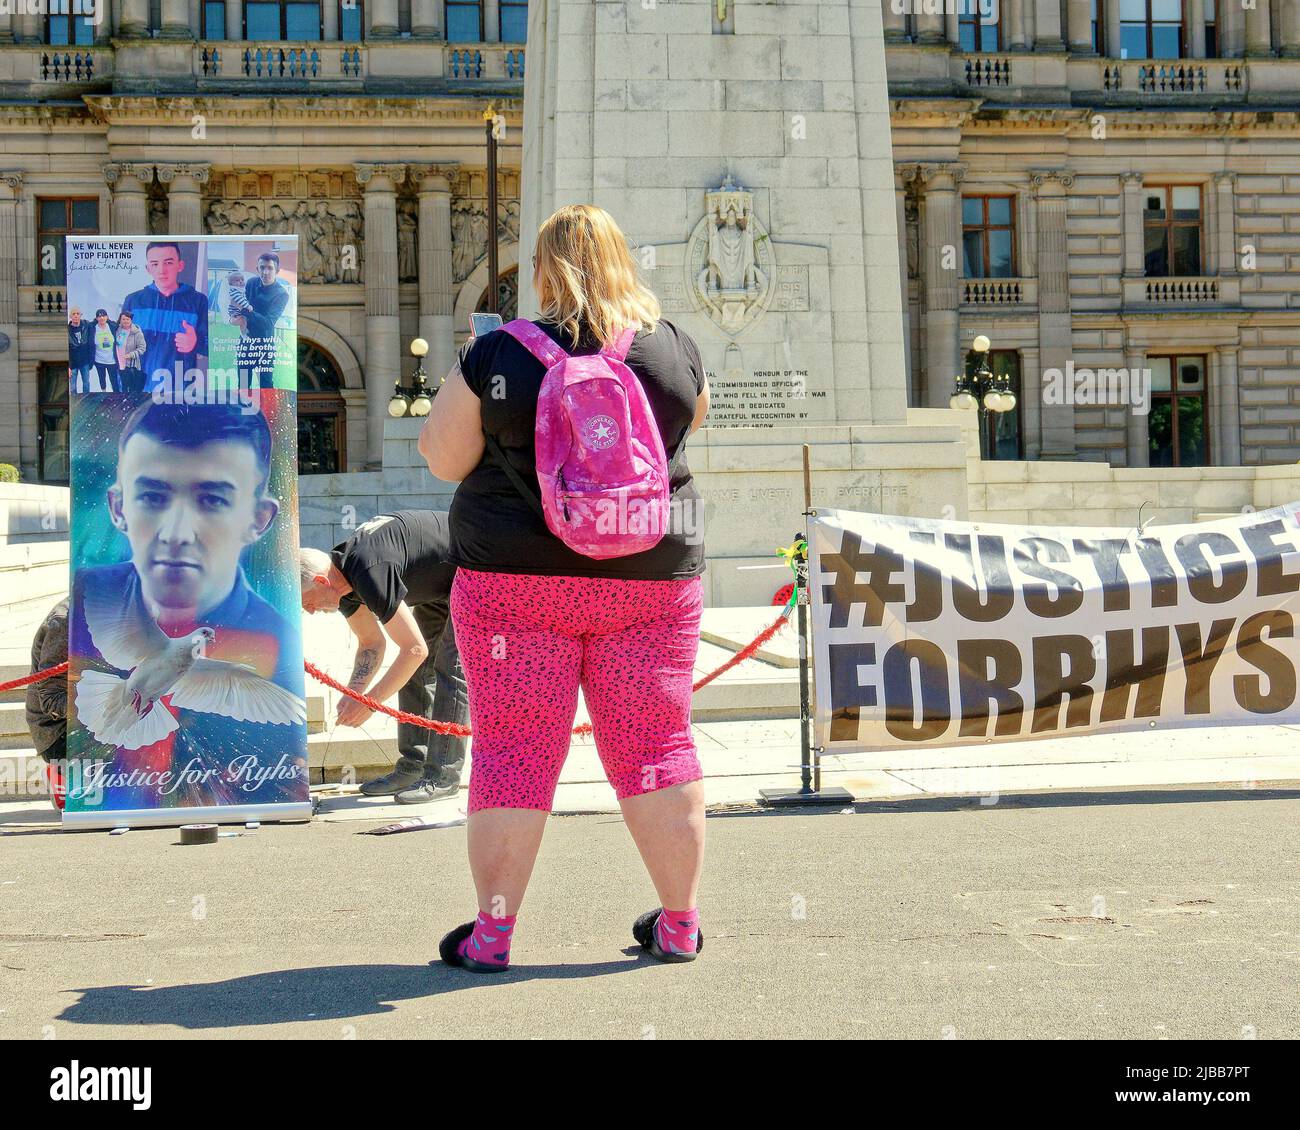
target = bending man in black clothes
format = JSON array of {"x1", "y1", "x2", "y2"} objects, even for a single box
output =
[{"x1": 300, "y1": 511, "x2": 468, "y2": 803}]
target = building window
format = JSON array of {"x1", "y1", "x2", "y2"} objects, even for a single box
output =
[
  {"x1": 38, "y1": 363, "x2": 70, "y2": 485},
  {"x1": 962, "y1": 196, "x2": 1015, "y2": 279},
  {"x1": 298, "y1": 343, "x2": 346, "y2": 475},
  {"x1": 965, "y1": 350, "x2": 1022, "y2": 460},
  {"x1": 500, "y1": 0, "x2": 527, "y2": 42},
  {"x1": 203, "y1": 1, "x2": 227, "y2": 38},
  {"x1": 37, "y1": 198, "x2": 98, "y2": 287},
  {"x1": 958, "y1": 4, "x2": 1000, "y2": 52},
  {"x1": 245, "y1": 0, "x2": 322, "y2": 39},
  {"x1": 1148, "y1": 355, "x2": 1207, "y2": 466},
  {"x1": 1143, "y1": 185, "x2": 1201, "y2": 277},
  {"x1": 1120, "y1": 0, "x2": 1184, "y2": 59},
  {"x1": 446, "y1": 0, "x2": 483, "y2": 42},
  {"x1": 46, "y1": 1, "x2": 95, "y2": 45},
  {"x1": 339, "y1": 0, "x2": 364, "y2": 40},
  {"x1": 1092, "y1": 0, "x2": 1105, "y2": 53},
  {"x1": 1205, "y1": 0, "x2": 1216, "y2": 57}
]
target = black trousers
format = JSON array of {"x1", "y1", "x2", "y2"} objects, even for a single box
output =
[{"x1": 396, "y1": 597, "x2": 469, "y2": 786}]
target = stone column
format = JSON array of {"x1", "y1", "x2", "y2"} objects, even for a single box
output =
[
  {"x1": 0, "y1": 174, "x2": 21, "y2": 477},
  {"x1": 895, "y1": 165, "x2": 917, "y2": 400},
  {"x1": 356, "y1": 163, "x2": 405, "y2": 470},
  {"x1": 1105, "y1": 0, "x2": 1121, "y2": 57},
  {"x1": 119, "y1": 0, "x2": 150, "y2": 37},
  {"x1": 919, "y1": 164, "x2": 963, "y2": 409},
  {"x1": 484, "y1": 0, "x2": 500, "y2": 42},
  {"x1": 1066, "y1": 0, "x2": 1093, "y2": 53},
  {"x1": 159, "y1": 0, "x2": 193, "y2": 38},
  {"x1": 1032, "y1": 170, "x2": 1076, "y2": 459},
  {"x1": 1121, "y1": 172, "x2": 1144, "y2": 278},
  {"x1": 1219, "y1": 0, "x2": 1245, "y2": 57},
  {"x1": 1187, "y1": 0, "x2": 1206, "y2": 58},
  {"x1": 1283, "y1": 1, "x2": 1300, "y2": 57},
  {"x1": 1033, "y1": 0, "x2": 1065, "y2": 51},
  {"x1": 158, "y1": 164, "x2": 210, "y2": 234},
  {"x1": 1215, "y1": 348, "x2": 1242, "y2": 465},
  {"x1": 225, "y1": 0, "x2": 242, "y2": 39},
  {"x1": 1007, "y1": 0, "x2": 1028, "y2": 52},
  {"x1": 412, "y1": 0, "x2": 439, "y2": 37},
  {"x1": 1125, "y1": 343, "x2": 1148, "y2": 467},
  {"x1": 944, "y1": 7, "x2": 959, "y2": 47},
  {"x1": 916, "y1": 9, "x2": 945, "y2": 44},
  {"x1": 369, "y1": 0, "x2": 398, "y2": 37},
  {"x1": 414, "y1": 165, "x2": 458, "y2": 385},
  {"x1": 1214, "y1": 172, "x2": 1238, "y2": 277},
  {"x1": 882, "y1": 1, "x2": 907, "y2": 42},
  {"x1": 104, "y1": 163, "x2": 153, "y2": 234},
  {"x1": 1246, "y1": 0, "x2": 1273, "y2": 56}
]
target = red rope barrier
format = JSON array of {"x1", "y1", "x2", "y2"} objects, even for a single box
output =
[
  {"x1": 6, "y1": 609, "x2": 794, "y2": 737},
  {"x1": 0, "y1": 661, "x2": 68, "y2": 692}
]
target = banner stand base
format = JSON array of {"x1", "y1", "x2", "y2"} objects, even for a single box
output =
[{"x1": 758, "y1": 785, "x2": 854, "y2": 807}]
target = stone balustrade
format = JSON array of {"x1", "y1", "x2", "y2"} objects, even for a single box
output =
[
  {"x1": 962, "y1": 278, "x2": 1037, "y2": 308},
  {"x1": 1123, "y1": 276, "x2": 1241, "y2": 308},
  {"x1": 19, "y1": 287, "x2": 66, "y2": 319}
]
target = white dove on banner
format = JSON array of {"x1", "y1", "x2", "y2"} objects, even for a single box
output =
[{"x1": 75, "y1": 580, "x2": 306, "y2": 751}]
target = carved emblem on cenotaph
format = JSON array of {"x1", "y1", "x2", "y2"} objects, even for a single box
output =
[{"x1": 686, "y1": 175, "x2": 775, "y2": 336}]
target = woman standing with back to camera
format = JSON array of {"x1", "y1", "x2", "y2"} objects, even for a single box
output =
[{"x1": 419, "y1": 204, "x2": 710, "y2": 973}]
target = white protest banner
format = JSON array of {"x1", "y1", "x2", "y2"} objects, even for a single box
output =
[{"x1": 809, "y1": 504, "x2": 1300, "y2": 753}]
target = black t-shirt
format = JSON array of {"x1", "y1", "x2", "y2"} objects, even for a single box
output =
[
  {"x1": 447, "y1": 318, "x2": 707, "y2": 580},
  {"x1": 331, "y1": 511, "x2": 457, "y2": 623}
]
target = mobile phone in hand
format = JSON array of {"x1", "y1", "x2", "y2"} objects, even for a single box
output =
[{"x1": 470, "y1": 312, "x2": 504, "y2": 339}]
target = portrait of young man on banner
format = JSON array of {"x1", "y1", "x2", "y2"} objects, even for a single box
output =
[
  {"x1": 206, "y1": 243, "x2": 298, "y2": 393},
  {"x1": 64, "y1": 235, "x2": 308, "y2": 827}
]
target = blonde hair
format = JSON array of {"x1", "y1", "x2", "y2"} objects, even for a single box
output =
[{"x1": 533, "y1": 204, "x2": 660, "y2": 350}]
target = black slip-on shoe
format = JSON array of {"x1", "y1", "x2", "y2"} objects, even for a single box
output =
[
  {"x1": 439, "y1": 921, "x2": 511, "y2": 973},
  {"x1": 632, "y1": 907, "x2": 702, "y2": 963},
  {"x1": 359, "y1": 761, "x2": 425, "y2": 796}
]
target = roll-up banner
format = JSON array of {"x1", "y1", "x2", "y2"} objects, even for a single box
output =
[
  {"x1": 810, "y1": 505, "x2": 1300, "y2": 754},
  {"x1": 62, "y1": 235, "x2": 309, "y2": 829}
]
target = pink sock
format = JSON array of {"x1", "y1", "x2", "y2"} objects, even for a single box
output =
[
  {"x1": 457, "y1": 910, "x2": 516, "y2": 966},
  {"x1": 654, "y1": 907, "x2": 700, "y2": 955}
]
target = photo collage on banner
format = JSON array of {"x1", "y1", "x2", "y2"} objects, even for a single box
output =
[{"x1": 63, "y1": 236, "x2": 309, "y2": 829}]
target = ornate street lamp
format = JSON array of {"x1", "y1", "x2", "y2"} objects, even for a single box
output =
[
  {"x1": 388, "y1": 337, "x2": 434, "y2": 418},
  {"x1": 950, "y1": 334, "x2": 1016, "y2": 457}
]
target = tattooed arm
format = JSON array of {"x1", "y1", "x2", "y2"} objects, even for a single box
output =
[{"x1": 343, "y1": 605, "x2": 386, "y2": 696}]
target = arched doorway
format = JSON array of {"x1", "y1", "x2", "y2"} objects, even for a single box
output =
[{"x1": 298, "y1": 342, "x2": 347, "y2": 475}]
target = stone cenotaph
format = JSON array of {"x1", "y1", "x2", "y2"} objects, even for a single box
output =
[{"x1": 518, "y1": 0, "x2": 969, "y2": 604}]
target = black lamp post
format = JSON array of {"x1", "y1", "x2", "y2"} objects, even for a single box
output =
[
  {"x1": 388, "y1": 337, "x2": 434, "y2": 419},
  {"x1": 949, "y1": 334, "x2": 1016, "y2": 459}
]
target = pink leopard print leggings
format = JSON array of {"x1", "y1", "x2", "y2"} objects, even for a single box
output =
[{"x1": 450, "y1": 569, "x2": 704, "y2": 814}]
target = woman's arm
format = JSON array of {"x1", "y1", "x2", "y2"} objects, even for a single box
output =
[
  {"x1": 690, "y1": 377, "x2": 710, "y2": 433},
  {"x1": 418, "y1": 364, "x2": 486, "y2": 483}
]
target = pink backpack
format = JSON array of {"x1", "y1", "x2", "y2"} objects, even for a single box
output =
[{"x1": 490, "y1": 319, "x2": 671, "y2": 560}]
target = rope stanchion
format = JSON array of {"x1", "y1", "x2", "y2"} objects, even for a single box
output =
[{"x1": 9, "y1": 613, "x2": 792, "y2": 738}]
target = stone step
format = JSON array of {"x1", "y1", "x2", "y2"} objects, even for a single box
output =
[{"x1": 0, "y1": 541, "x2": 70, "y2": 618}]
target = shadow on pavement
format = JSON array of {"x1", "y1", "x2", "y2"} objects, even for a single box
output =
[
  {"x1": 55, "y1": 959, "x2": 642, "y2": 1030},
  {"x1": 708, "y1": 784, "x2": 1300, "y2": 818}
]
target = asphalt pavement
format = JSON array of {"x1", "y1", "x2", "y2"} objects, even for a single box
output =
[{"x1": 2, "y1": 784, "x2": 1298, "y2": 1039}]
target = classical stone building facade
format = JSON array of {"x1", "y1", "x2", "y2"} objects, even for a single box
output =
[
  {"x1": 4, "y1": 0, "x2": 1300, "y2": 486},
  {"x1": 0, "y1": 1, "x2": 524, "y2": 480},
  {"x1": 888, "y1": 0, "x2": 1300, "y2": 468}
]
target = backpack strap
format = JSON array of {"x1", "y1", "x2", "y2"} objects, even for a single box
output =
[
  {"x1": 482, "y1": 432, "x2": 546, "y2": 522},
  {"x1": 501, "y1": 318, "x2": 569, "y2": 369},
  {"x1": 603, "y1": 326, "x2": 637, "y2": 362}
]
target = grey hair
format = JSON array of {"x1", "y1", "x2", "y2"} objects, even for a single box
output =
[{"x1": 299, "y1": 547, "x2": 333, "y2": 591}]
